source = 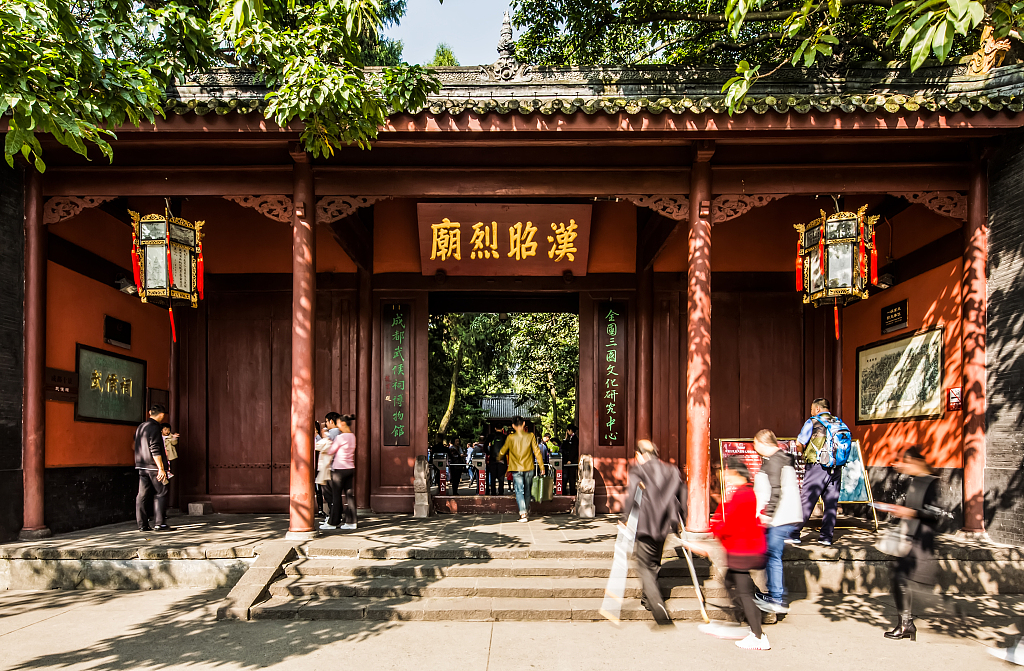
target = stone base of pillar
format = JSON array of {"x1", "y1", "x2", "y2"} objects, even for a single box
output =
[
  {"x1": 955, "y1": 529, "x2": 993, "y2": 543},
  {"x1": 284, "y1": 530, "x2": 318, "y2": 541},
  {"x1": 18, "y1": 527, "x2": 52, "y2": 540},
  {"x1": 413, "y1": 455, "x2": 433, "y2": 518}
]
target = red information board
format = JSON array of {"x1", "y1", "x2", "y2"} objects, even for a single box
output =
[{"x1": 717, "y1": 439, "x2": 806, "y2": 501}]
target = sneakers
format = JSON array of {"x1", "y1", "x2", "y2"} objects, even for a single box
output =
[
  {"x1": 754, "y1": 593, "x2": 790, "y2": 614},
  {"x1": 652, "y1": 603, "x2": 672, "y2": 625},
  {"x1": 736, "y1": 633, "x2": 771, "y2": 650},
  {"x1": 319, "y1": 522, "x2": 338, "y2": 530},
  {"x1": 698, "y1": 622, "x2": 750, "y2": 640},
  {"x1": 339, "y1": 523, "x2": 357, "y2": 530},
  {"x1": 784, "y1": 537, "x2": 802, "y2": 545},
  {"x1": 818, "y1": 538, "x2": 833, "y2": 546}
]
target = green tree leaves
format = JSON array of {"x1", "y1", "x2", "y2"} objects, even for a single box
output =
[
  {"x1": 428, "y1": 42, "x2": 460, "y2": 66},
  {"x1": 1, "y1": 0, "x2": 439, "y2": 169}
]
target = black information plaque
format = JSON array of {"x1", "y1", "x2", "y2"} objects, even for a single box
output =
[
  {"x1": 597, "y1": 301, "x2": 628, "y2": 446},
  {"x1": 382, "y1": 303, "x2": 411, "y2": 446},
  {"x1": 881, "y1": 299, "x2": 909, "y2": 334}
]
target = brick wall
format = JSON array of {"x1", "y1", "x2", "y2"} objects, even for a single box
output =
[
  {"x1": 0, "y1": 163, "x2": 24, "y2": 541},
  {"x1": 987, "y1": 129, "x2": 1024, "y2": 545}
]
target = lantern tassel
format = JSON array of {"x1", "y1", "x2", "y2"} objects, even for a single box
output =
[
  {"x1": 169, "y1": 307, "x2": 176, "y2": 343},
  {"x1": 818, "y1": 229, "x2": 826, "y2": 278},
  {"x1": 130, "y1": 228, "x2": 142, "y2": 290},
  {"x1": 165, "y1": 217, "x2": 176, "y2": 343},
  {"x1": 196, "y1": 240, "x2": 205, "y2": 300},
  {"x1": 858, "y1": 219, "x2": 866, "y2": 281},
  {"x1": 796, "y1": 236, "x2": 803, "y2": 291},
  {"x1": 870, "y1": 226, "x2": 879, "y2": 284},
  {"x1": 834, "y1": 305, "x2": 840, "y2": 341}
]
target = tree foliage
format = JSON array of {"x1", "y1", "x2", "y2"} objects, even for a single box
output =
[
  {"x1": 1, "y1": 0, "x2": 440, "y2": 171},
  {"x1": 511, "y1": 0, "x2": 1022, "y2": 111},
  {"x1": 428, "y1": 312, "x2": 579, "y2": 444},
  {"x1": 428, "y1": 41, "x2": 460, "y2": 66}
]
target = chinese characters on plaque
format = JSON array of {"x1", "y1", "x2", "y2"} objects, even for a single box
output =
[
  {"x1": 75, "y1": 344, "x2": 147, "y2": 425},
  {"x1": 598, "y1": 301, "x2": 627, "y2": 446},
  {"x1": 418, "y1": 204, "x2": 592, "y2": 277},
  {"x1": 382, "y1": 303, "x2": 411, "y2": 446}
]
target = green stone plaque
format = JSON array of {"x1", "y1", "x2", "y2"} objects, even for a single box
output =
[{"x1": 75, "y1": 344, "x2": 147, "y2": 425}]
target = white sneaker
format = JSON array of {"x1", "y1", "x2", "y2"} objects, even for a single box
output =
[
  {"x1": 319, "y1": 522, "x2": 337, "y2": 530},
  {"x1": 339, "y1": 523, "x2": 357, "y2": 530},
  {"x1": 989, "y1": 640, "x2": 1024, "y2": 666},
  {"x1": 736, "y1": 633, "x2": 771, "y2": 650},
  {"x1": 697, "y1": 622, "x2": 750, "y2": 640}
]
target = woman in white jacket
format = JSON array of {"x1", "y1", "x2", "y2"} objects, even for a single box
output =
[{"x1": 752, "y1": 429, "x2": 802, "y2": 614}]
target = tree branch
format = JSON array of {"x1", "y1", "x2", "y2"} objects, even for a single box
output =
[{"x1": 705, "y1": 31, "x2": 785, "y2": 51}]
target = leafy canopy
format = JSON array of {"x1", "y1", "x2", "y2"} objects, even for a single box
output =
[
  {"x1": 511, "y1": 0, "x2": 1023, "y2": 111},
  {"x1": 428, "y1": 41, "x2": 460, "y2": 66},
  {"x1": 1, "y1": 0, "x2": 441, "y2": 171}
]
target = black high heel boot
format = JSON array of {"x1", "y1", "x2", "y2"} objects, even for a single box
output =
[{"x1": 884, "y1": 615, "x2": 917, "y2": 641}]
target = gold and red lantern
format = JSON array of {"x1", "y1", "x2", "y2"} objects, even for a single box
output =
[
  {"x1": 129, "y1": 209, "x2": 205, "y2": 341},
  {"x1": 795, "y1": 205, "x2": 879, "y2": 338}
]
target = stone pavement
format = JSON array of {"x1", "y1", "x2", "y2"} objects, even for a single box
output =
[{"x1": 1, "y1": 587, "x2": 1023, "y2": 670}]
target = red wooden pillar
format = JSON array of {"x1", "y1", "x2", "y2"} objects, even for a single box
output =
[
  {"x1": 685, "y1": 145, "x2": 713, "y2": 533},
  {"x1": 962, "y1": 153, "x2": 988, "y2": 535},
  {"x1": 356, "y1": 268, "x2": 371, "y2": 510},
  {"x1": 636, "y1": 264, "x2": 654, "y2": 441},
  {"x1": 168, "y1": 335, "x2": 179, "y2": 509},
  {"x1": 21, "y1": 168, "x2": 50, "y2": 539},
  {"x1": 287, "y1": 148, "x2": 317, "y2": 538}
]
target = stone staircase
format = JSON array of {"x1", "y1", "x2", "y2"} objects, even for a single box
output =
[{"x1": 251, "y1": 551, "x2": 732, "y2": 622}]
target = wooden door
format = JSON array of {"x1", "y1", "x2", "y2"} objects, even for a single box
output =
[{"x1": 206, "y1": 293, "x2": 274, "y2": 494}]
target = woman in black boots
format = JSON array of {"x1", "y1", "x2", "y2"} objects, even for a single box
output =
[{"x1": 879, "y1": 446, "x2": 941, "y2": 642}]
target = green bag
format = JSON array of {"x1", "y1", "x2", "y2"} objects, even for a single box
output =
[{"x1": 532, "y1": 470, "x2": 554, "y2": 502}]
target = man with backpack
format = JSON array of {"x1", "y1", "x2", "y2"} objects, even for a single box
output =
[{"x1": 794, "y1": 398, "x2": 852, "y2": 546}]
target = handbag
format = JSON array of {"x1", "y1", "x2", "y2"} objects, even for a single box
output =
[
  {"x1": 875, "y1": 520, "x2": 912, "y2": 557},
  {"x1": 531, "y1": 468, "x2": 554, "y2": 502}
]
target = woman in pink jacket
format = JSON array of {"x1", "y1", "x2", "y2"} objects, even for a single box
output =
[{"x1": 321, "y1": 414, "x2": 357, "y2": 531}]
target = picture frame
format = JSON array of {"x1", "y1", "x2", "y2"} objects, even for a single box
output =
[
  {"x1": 75, "y1": 344, "x2": 148, "y2": 425},
  {"x1": 856, "y1": 326, "x2": 944, "y2": 424}
]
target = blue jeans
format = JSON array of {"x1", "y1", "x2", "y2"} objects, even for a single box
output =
[
  {"x1": 511, "y1": 470, "x2": 535, "y2": 515},
  {"x1": 766, "y1": 523, "x2": 798, "y2": 603}
]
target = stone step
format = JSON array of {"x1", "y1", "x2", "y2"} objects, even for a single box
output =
[
  {"x1": 268, "y1": 575, "x2": 728, "y2": 600},
  {"x1": 283, "y1": 557, "x2": 712, "y2": 579},
  {"x1": 251, "y1": 595, "x2": 734, "y2": 622}
]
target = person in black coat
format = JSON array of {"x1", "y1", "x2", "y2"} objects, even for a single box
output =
[
  {"x1": 134, "y1": 404, "x2": 172, "y2": 532},
  {"x1": 620, "y1": 439, "x2": 687, "y2": 625},
  {"x1": 562, "y1": 425, "x2": 579, "y2": 496},
  {"x1": 876, "y1": 446, "x2": 944, "y2": 641}
]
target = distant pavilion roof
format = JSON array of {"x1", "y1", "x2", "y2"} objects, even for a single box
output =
[
  {"x1": 479, "y1": 394, "x2": 541, "y2": 421},
  {"x1": 165, "y1": 62, "x2": 1024, "y2": 119}
]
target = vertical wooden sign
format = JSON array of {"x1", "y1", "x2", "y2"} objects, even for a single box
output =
[
  {"x1": 382, "y1": 303, "x2": 411, "y2": 446},
  {"x1": 598, "y1": 301, "x2": 628, "y2": 446}
]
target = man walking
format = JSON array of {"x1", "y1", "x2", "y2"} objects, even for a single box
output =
[
  {"x1": 135, "y1": 403, "x2": 172, "y2": 532},
  {"x1": 499, "y1": 417, "x2": 546, "y2": 522},
  {"x1": 794, "y1": 398, "x2": 848, "y2": 546},
  {"x1": 621, "y1": 439, "x2": 687, "y2": 625},
  {"x1": 562, "y1": 424, "x2": 579, "y2": 496}
]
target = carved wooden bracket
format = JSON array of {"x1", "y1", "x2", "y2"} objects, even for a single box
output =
[
  {"x1": 712, "y1": 194, "x2": 784, "y2": 224},
  {"x1": 617, "y1": 195, "x2": 689, "y2": 221},
  {"x1": 43, "y1": 196, "x2": 116, "y2": 225},
  {"x1": 889, "y1": 191, "x2": 967, "y2": 220},
  {"x1": 316, "y1": 196, "x2": 387, "y2": 225},
  {"x1": 622, "y1": 193, "x2": 784, "y2": 224},
  {"x1": 223, "y1": 195, "x2": 293, "y2": 223}
]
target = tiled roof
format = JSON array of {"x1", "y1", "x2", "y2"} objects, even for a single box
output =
[
  {"x1": 479, "y1": 394, "x2": 541, "y2": 420},
  {"x1": 164, "y1": 63, "x2": 1024, "y2": 117}
]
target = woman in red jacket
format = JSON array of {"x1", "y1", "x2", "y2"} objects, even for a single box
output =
[{"x1": 699, "y1": 456, "x2": 770, "y2": 650}]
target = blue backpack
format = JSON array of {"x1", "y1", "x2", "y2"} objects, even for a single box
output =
[{"x1": 813, "y1": 413, "x2": 853, "y2": 467}]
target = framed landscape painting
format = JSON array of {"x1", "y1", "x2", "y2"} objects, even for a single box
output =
[{"x1": 856, "y1": 327, "x2": 944, "y2": 424}]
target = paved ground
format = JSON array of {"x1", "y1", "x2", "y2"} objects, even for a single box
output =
[
  {"x1": 0, "y1": 512, "x2": 991, "y2": 557},
  {"x1": 1, "y1": 588, "x2": 1022, "y2": 670}
]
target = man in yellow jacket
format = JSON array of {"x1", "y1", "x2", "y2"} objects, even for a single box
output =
[{"x1": 499, "y1": 416, "x2": 546, "y2": 522}]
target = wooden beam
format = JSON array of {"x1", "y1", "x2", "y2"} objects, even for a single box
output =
[
  {"x1": 42, "y1": 166, "x2": 293, "y2": 196},
  {"x1": 639, "y1": 211, "x2": 682, "y2": 270}
]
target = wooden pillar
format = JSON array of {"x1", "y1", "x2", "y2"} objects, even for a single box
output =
[
  {"x1": 356, "y1": 268, "x2": 371, "y2": 510},
  {"x1": 686, "y1": 144, "x2": 713, "y2": 533},
  {"x1": 833, "y1": 307, "x2": 843, "y2": 415},
  {"x1": 636, "y1": 264, "x2": 654, "y2": 441},
  {"x1": 168, "y1": 335, "x2": 180, "y2": 509},
  {"x1": 20, "y1": 168, "x2": 50, "y2": 539},
  {"x1": 962, "y1": 152, "x2": 988, "y2": 535},
  {"x1": 287, "y1": 148, "x2": 317, "y2": 539}
]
